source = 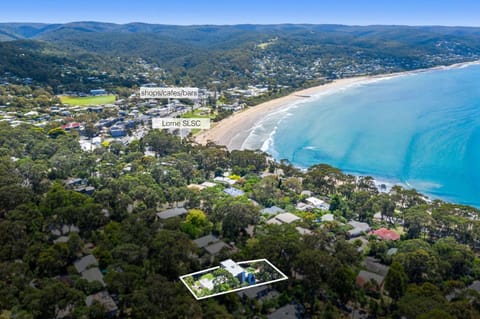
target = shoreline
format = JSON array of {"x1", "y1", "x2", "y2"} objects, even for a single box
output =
[
  {"x1": 193, "y1": 59, "x2": 480, "y2": 208},
  {"x1": 194, "y1": 59, "x2": 480, "y2": 150}
]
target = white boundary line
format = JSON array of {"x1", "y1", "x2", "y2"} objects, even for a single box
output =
[{"x1": 179, "y1": 258, "x2": 288, "y2": 300}]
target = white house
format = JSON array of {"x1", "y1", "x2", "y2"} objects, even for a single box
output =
[{"x1": 305, "y1": 197, "x2": 330, "y2": 210}]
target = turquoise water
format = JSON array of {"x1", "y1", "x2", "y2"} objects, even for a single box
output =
[{"x1": 242, "y1": 64, "x2": 480, "y2": 207}]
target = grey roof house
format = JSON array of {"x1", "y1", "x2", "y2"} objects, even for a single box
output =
[{"x1": 156, "y1": 207, "x2": 188, "y2": 220}]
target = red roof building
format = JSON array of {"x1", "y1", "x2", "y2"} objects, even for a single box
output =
[{"x1": 370, "y1": 228, "x2": 400, "y2": 241}]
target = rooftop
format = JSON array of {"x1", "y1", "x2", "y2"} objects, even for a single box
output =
[
  {"x1": 268, "y1": 212, "x2": 301, "y2": 224},
  {"x1": 320, "y1": 213, "x2": 335, "y2": 222},
  {"x1": 223, "y1": 188, "x2": 245, "y2": 197},
  {"x1": 86, "y1": 291, "x2": 118, "y2": 313},
  {"x1": 201, "y1": 181, "x2": 217, "y2": 188},
  {"x1": 305, "y1": 196, "x2": 326, "y2": 206},
  {"x1": 363, "y1": 257, "x2": 390, "y2": 277},
  {"x1": 156, "y1": 207, "x2": 188, "y2": 220},
  {"x1": 73, "y1": 255, "x2": 98, "y2": 273},
  {"x1": 468, "y1": 281, "x2": 480, "y2": 293},
  {"x1": 81, "y1": 267, "x2": 105, "y2": 286},
  {"x1": 356, "y1": 270, "x2": 385, "y2": 287},
  {"x1": 371, "y1": 228, "x2": 400, "y2": 241},
  {"x1": 267, "y1": 303, "x2": 303, "y2": 319},
  {"x1": 193, "y1": 234, "x2": 220, "y2": 248},
  {"x1": 213, "y1": 176, "x2": 236, "y2": 185},
  {"x1": 348, "y1": 220, "x2": 371, "y2": 237},
  {"x1": 261, "y1": 206, "x2": 285, "y2": 215},
  {"x1": 237, "y1": 285, "x2": 270, "y2": 299},
  {"x1": 204, "y1": 241, "x2": 231, "y2": 255},
  {"x1": 199, "y1": 278, "x2": 214, "y2": 290},
  {"x1": 295, "y1": 227, "x2": 312, "y2": 235},
  {"x1": 221, "y1": 259, "x2": 245, "y2": 277}
]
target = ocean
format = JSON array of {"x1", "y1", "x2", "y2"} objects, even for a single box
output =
[{"x1": 241, "y1": 63, "x2": 480, "y2": 207}]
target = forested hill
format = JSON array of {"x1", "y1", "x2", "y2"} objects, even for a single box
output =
[{"x1": 1, "y1": 22, "x2": 480, "y2": 92}]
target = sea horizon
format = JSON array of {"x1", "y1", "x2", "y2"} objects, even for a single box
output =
[{"x1": 241, "y1": 62, "x2": 480, "y2": 208}]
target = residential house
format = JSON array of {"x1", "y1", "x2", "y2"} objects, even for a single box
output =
[
  {"x1": 81, "y1": 267, "x2": 106, "y2": 286},
  {"x1": 73, "y1": 255, "x2": 105, "y2": 286},
  {"x1": 370, "y1": 228, "x2": 400, "y2": 241},
  {"x1": 237, "y1": 285, "x2": 280, "y2": 303},
  {"x1": 85, "y1": 291, "x2": 118, "y2": 317},
  {"x1": 305, "y1": 196, "x2": 330, "y2": 210},
  {"x1": 356, "y1": 270, "x2": 385, "y2": 292},
  {"x1": 201, "y1": 181, "x2": 217, "y2": 188},
  {"x1": 295, "y1": 202, "x2": 314, "y2": 211},
  {"x1": 261, "y1": 206, "x2": 285, "y2": 216},
  {"x1": 267, "y1": 212, "x2": 301, "y2": 225},
  {"x1": 75, "y1": 185, "x2": 96, "y2": 195},
  {"x1": 194, "y1": 234, "x2": 221, "y2": 248},
  {"x1": 300, "y1": 190, "x2": 312, "y2": 197},
  {"x1": 64, "y1": 178, "x2": 86, "y2": 188},
  {"x1": 363, "y1": 257, "x2": 390, "y2": 277},
  {"x1": 194, "y1": 234, "x2": 231, "y2": 262},
  {"x1": 205, "y1": 241, "x2": 231, "y2": 257},
  {"x1": 221, "y1": 259, "x2": 255, "y2": 285},
  {"x1": 347, "y1": 220, "x2": 371, "y2": 238},
  {"x1": 320, "y1": 213, "x2": 335, "y2": 222},
  {"x1": 267, "y1": 303, "x2": 304, "y2": 319},
  {"x1": 295, "y1": 227, "x2": 312, "y2": 236},
  {"x1": 223, "y1": 188, "x2": 245, "y2": 197},
  {"x1": 73, "y1": 255, "x2": 98, "y2": 273},
  {"x1": 156, "y1": 207, "x2": 188, "y2": 220},
  {"x1": 213, "y1": 176, "x2": 236, "y2": 186}
]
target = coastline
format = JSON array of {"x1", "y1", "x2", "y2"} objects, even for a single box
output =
[
  {"x1": 194, "y1": 59, "x2": 480, "y2": 150},
  {"x1": 194, "y1": 76, "x2": 372, "y2": 149}
]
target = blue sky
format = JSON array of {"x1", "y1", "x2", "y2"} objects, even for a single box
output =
[{"x1": 1, "y1": 0, "x2": 479, "y2": 26}]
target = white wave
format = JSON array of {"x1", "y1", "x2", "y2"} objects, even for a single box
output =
[{"x1": 260, "y1": 125, "x2": 278, "y2": 156}]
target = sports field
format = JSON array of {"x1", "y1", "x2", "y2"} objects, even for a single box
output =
[{"x1": 60, "y1": 95, "x2": 116, "y2": 106}]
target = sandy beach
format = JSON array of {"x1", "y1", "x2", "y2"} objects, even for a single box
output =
[
  {"x1": 194, "y1": 60, "x2": 480, "y2": 150},
  {"x1": 194, "y1": 76, "x2": 372, "y2": 150}
]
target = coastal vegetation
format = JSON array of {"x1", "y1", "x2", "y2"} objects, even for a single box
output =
[
  {"x1": 0, "y1": 122, "x2": 480, "y2": 318},
  {"x1": 2, "y1": 22, "x2": 480, "y2": 318}
]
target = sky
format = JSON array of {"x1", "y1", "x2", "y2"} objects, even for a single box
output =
[{"x1": 1, "y1": 0, "x2": 480, "y2": 26}]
